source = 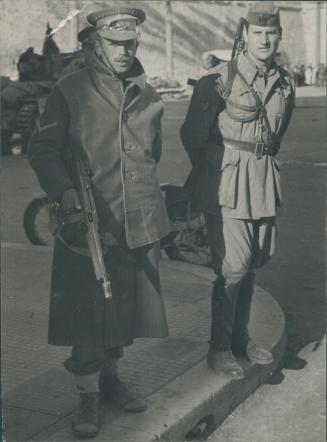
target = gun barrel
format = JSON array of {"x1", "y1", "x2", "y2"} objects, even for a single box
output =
[
  {"x1": 231, "y1": 17, "x2": 245, "y2": 59},
  {"x1": 75, "y1": 157, "x2": 113, "y2": 300},
  {"x1": 102, "y1": 280, "x2": 112, "y2": 299}
]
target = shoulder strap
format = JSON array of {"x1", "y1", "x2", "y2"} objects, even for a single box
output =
[{"x1": 236, "y1": 69, "x2": 274, "y2": 142}]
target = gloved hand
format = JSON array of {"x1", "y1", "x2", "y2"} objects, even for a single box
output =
[{"x1": 61, "y1": 188, "x2": 82, "y2": 213}]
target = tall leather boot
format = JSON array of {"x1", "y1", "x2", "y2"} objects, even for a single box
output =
[
  {"x1": 232, "y1": 271, "x2": 273, "y2": 365},
  {"x1": 207, "y1": 275, "x2": 245, "y2": 380}
]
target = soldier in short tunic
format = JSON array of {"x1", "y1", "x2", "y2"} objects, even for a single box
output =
[{"x1": 181, "y1": 2, "x2": 295, "y2": 379}]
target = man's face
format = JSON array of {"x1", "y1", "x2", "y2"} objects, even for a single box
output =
[
  {"x1": 98, "y1": 37, "x2": 138, "y2": 74},
  {"x1": 246, "y1": 24, "x2": 280, "y2": 63}
]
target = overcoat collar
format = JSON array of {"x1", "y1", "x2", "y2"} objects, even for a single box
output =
[{"x1": 88, "y1": 51, "x2": 146, "y2": 90}]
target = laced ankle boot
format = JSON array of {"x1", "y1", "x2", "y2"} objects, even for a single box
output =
[
  {"x1": 72, "y1": 372, "x2": 100, "y2": 438},
  {"x1": 73, "y1": 392, "x2": 99, "y2": 439}
]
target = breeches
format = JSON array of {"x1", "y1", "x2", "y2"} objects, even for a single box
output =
[
  {"x1": 205, "y1": 214, "x2": 276, "y2": 350},
  {"x1": 205, "y1": 214, "x2": 276, "y2": 280}
]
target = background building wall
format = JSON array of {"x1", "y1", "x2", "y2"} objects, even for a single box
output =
[{"x1": 0, "y1": 0, "x2": 326, "y2": 83}]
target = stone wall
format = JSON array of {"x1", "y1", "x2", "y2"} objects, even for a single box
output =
[{"x1": 0, "y1": 0, "x2": 325, "y2": 83}]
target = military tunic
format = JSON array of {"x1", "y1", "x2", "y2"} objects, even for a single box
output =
[
  {"x1": 181, "y1": 52, "x2": 295, "y2": 219},
  {"x1": 214, "y1": 52, "x2": 294, "y2": 218}
]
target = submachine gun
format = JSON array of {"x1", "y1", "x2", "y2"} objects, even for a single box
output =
[
  {"x1": 74, "y1": 154, "x2": 112, "y2": 300},
  {"x1": 231, "y1": 17, "x2": 246, "y2": 59}
]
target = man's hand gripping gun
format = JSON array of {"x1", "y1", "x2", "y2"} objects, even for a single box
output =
[{"x1": 75, "y1": 158, "x2": 112, "y2": 300}]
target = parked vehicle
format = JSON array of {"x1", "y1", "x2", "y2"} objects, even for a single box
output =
[{"x1": 1, "y1": 48, "x2": 85, "y2": 155}]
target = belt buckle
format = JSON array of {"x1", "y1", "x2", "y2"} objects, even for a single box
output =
[{"x1": 254, "y1": 142, "x2": 265, "y2": 157}]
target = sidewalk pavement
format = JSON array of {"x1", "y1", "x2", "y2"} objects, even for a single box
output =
[{"x1": 2, "y1": 242, "x2": 285, "y2": 442}]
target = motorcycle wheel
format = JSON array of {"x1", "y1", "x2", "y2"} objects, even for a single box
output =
[{"x1": 23, "y1": 196, "x2": 54, "y2": 246}]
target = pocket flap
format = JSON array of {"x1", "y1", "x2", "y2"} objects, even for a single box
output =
[{"x1": 220, "y1": 148, "x2": 240, "y2": 170}]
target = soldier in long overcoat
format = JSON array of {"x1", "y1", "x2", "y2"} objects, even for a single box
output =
[
  {"x1": 28, "y1": 7, "x2": 171, "y2": 438},
  {"x1": 181, "y1": 2, "x2": 295, "y2": 380}
]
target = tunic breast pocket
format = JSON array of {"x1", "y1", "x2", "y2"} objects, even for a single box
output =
[
  {"x1": 269, "y1": 88, "x2": 290, "y2": 133},
  {"x1": 225, "y1": 89, "x2": 259, "y2": 123}
]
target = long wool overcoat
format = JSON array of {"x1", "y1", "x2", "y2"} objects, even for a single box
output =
[{"x1": 28, "y1": 55, "x2": 171, "y2": 347}]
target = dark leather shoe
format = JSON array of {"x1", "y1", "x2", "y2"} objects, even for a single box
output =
[
  {"x1": 72, "y1": 392, "x2": 99, "y2": 439},
  {"x1": 99, "y1": 375, "x2": 147, "y2": 413},
  {"x1": 245, "y1": 340, "x2": 273, "y2": 365},
  {"x1": 207, "y1": 349, "x2": 245, "y2": 380}
]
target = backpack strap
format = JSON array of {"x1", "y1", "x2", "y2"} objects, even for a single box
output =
[{"x1": 236, "y1": 69, "x2": 276, "y2": 144}]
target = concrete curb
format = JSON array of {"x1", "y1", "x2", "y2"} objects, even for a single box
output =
[{"x1": 102, "y1": 285, "x2": 286, "y2": 442}]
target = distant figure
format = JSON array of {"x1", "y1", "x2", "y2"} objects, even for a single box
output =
[
  {"x1": 316, "y1": 63, "x2": 327, "y2": 87},
  {"x1": 42, "y1": 23, "x2": 60, "y2": 56},
  {"x1": 305, "y1": 64, "x2": 313, "y2": 85},
  {"x1": 292, "y1": 62, "x2": 305, "y2": 87}
]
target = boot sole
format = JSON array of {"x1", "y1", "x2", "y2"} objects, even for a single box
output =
[
  {"x1": 249, "y1": 357, "x2": 273, "y2": 365},
  {"x1": 72, "y1": 423, "x2": 99, "y2": 439}
]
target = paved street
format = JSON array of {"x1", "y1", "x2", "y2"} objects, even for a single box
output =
[
  {"x1": 1, "y1": 91, "x2": 326, "y2": 441},
  {"x1": 209, "y1": 336, "x2": 326, "y2": 442}
]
